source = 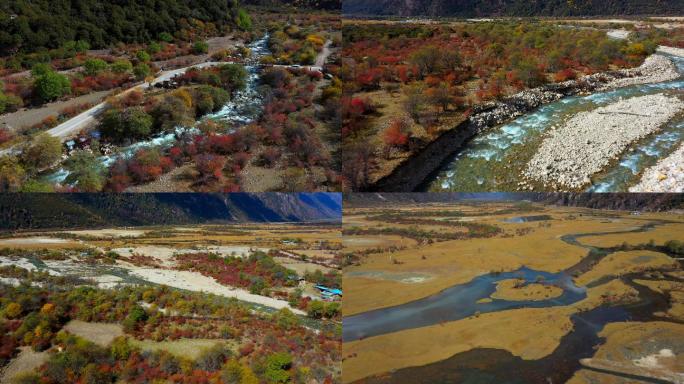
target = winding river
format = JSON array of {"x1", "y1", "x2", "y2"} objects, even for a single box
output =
[
  {"x1": 345, "y1": 218, "x2": 681, "y2": 383},
  {"x1": 425, "y1": 54, "x2": 684, "y2": 193}
]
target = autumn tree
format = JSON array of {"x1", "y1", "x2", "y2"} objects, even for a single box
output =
[
  {"x1": 0, "y1": 155, "x2": 25, "y2": 191},
  {"x1": 22, "y1": 133, "x2": 62, "y2": 171},
  {"x1": 383, "y1": 118, "x2": 411, "y2": 155}
]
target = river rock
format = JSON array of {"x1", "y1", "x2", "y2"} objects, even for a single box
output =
[{"x1": 524, "y1": 93, "x2": 684, "y2": 190}]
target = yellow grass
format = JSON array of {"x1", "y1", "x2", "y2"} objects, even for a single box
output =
[
  {"x1": 490, "y1": 279, "x2": 563, "y2": 301},
  {"x1": 579, "y1": 222, "x2": 684, "y2": 248},
  {"x1": 575, "y1": 250, "x2": 678, "y2": 286},
  {"x1": 343, "y1": 278, "x2": 637, "y2": 383},
  {"x1": 63, "y1": 320, "x2": 123, "y2": 346},
  {"x1": 130, "y1": 338, "x2": 236, "y2": 359}
]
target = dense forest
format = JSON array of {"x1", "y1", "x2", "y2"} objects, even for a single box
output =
[
  {"x1": 0, "y1": 0, "x2": 248, "y2": 55},
  {"x1": 343, "y1": 0, "x2": 684, "y2": 17},
  {"x1": 0, "y1": 193, "x2": 342, "y2": 230}
]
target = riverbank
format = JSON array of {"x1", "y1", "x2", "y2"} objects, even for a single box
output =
[
  {"x1": 369, "y1": 53, "x2": 681, "y2": 192},
  {"x1": 524, "y1": 93, "x2": 684, "y2": 190},
  {"x1": 630, "y1": 142, "x2": 684, "y2": 192}
]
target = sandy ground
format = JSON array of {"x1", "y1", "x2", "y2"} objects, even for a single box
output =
[
  {"x1": 0, "y1": 91, "x2": 111, "y2": 133},
  {"x1": 567, "y1": 322, "x2": 684, "y2": 384},
  {"x1": 274, "y1": 256, "x2": 333, "y2": 275},
  {"x1": 490, "y1": 279, "x2": 564, "y2": 301},
  {"x1": 112, "y1": 245, "x2": 266, "y2": 266},
  {"x1": 63, "y1": 320, "x2": 123, "y2": 346},
  {"x1": 127, "y1": 267, "x2": 305, "y2": 315},
  {"x1": 0, "y1": 237, "x2": 76, "y2": 246},
  {"x1": 0, "y1": 257, "x2": 38, "y2": 271},
  {"x1": 0, "y1": 347, "x2": 48, "y2": 384},
  {"x1": 65, "y1": 229, "x2": 148, "y2": 238}
]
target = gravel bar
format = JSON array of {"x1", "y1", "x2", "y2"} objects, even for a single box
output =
[{"x1": 524, "y1": 94, "x2": 684, "y2": 190}]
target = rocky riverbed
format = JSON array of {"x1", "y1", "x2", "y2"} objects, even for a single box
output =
[
  {"x1": 630, "y1": 143, "x2": 684, "y2": 192},
  {"x1": 524, "y1": 94, "x2": 684, "y2": 190},
  {"x1": 599, "y1": 54, "x2": 680, "y2": 89},
  {"x1": 470, "y1": 54, "x2": 679, "y2": 132}
]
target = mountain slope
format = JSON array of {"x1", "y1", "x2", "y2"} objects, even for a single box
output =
[
  {"x1": 344, "y1": 193, "x2": 684, "y2": 211},
  {"x1": 242, "y1": 0, "x2": 341, "y2": 11},
  {"x1": 0, "y1": 193, "x2": 342, "y2": 230},
  {"x1": 343, "y1": 0, "x2": 684, "y2": 17}
]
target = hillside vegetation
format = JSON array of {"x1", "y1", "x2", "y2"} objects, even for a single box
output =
[
  {"x1": 0, "y1": 0, "x2": 249, "y2": 55},
  {"x1": 0, "y1": 193, "x2": 342, "y2": 230},
  {"x1": 343, "y1": 0, "x2": 684, "y2": 17}
]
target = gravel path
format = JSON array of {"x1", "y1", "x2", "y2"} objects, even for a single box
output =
[
  {"x1": 630, "y1": 143, "x2": 684, "y2": 192},
  {"x1": 524, "y1": 94, "x2": 684, "y2": 190}
]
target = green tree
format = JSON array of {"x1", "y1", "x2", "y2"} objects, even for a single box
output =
[
  {"x1": 111, "y1": 60, "x2": 133, "y2": 74},
  {"x1": 147, "y1": 41, "x2": 162, "y2": 55},
  {"x1": 193, "y1": 41, "x2": 209, "y2": 54},
  {"x1": 122, "y1": 305, "x2": 147, "y2": 332},
  {"x1": 136, "y1": 50, "x2": 151, "y2": 63},
  {"x1": 218, "y1": 64, "x2": 248, "y2": 93},
  {"x1": 306, "y1": 300, "x2": 325, "y2": 319},
  {"x1": 64, "y1": 150, "x2": 105, "y2": 191},
  {"x1": 235, "y1": 9, "x2": 253, "y2": 31},
  {"x1": 100, "y1": 107, "x2": 153, "y2": 142},
  {"x1": 323, "y1": 302, "x2": 340, "y2": 318},
  {"x1": 264, "y1": 352, "x2": 292, "y2": 384},
  {"x1": 110, "y1": 336, "x2": 133, "y2": 360},
  {"x1": 159, "y1": 32, "x2": 174, "y2": 43},
  {"x1": 22, "y1": 133, "x2": 62, "y2": 171},
  {"x1": 133, "y1": 63, "x2": 151, "y2": 81},
  {"x1": 31, "y1": 63, "x2": 52, "y2": 78},
  {"x1": 34, "y1": 71, "x2": 71, "y2": 102},
  {"x1": 84, "y1": 58, "x2": 108, "y2": 76}
]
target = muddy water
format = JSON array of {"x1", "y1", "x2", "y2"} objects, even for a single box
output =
[{"x1": 426, "y1": 55, "x2": 684, "y2": 192}]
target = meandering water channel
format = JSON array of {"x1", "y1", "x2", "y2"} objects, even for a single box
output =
[
  {"x1": 426, "y1": 54, "x2": 684, "y2": 192},
  {"x1": 345, "y1": 218, "x2": 681, "y2": 383}
]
